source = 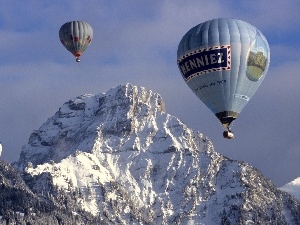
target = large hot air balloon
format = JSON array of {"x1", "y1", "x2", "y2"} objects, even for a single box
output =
[
  {"x1": 59, "y1": 21, "x2": 93, "y2": 62},
  {"x1": 177, "y1": 18, "x2": 270, "y2": 139}
]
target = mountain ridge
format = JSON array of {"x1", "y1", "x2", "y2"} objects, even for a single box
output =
[{"x1": 5, "y1": 83, "x2": 300, "y2": 224}]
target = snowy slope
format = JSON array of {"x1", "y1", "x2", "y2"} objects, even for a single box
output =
[
  {"x1": 0, "y1": 159, "x2": 105, "y2": 224},
  {"x1": 280, "y1": 177, "x2": 300, "y2": 200},
  {"x1": 15, "y1": 84, "x2": 300, "y2": 224}
]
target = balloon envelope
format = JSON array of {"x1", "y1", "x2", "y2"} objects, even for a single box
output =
[
  {"x1": 177, "y1": 18, "x2": 270, "y2": 128},
  {"x1": 59, "y1": 21, "x2": 93, "y2": 61}
]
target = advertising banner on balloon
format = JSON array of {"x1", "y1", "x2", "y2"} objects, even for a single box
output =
[{"x1": 177, "y1": 45, "x2": 231, "y2": 81}]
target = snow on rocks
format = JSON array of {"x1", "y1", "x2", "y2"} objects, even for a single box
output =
[
  {"x1": 14, "y1": 84, "x2": 300, "y2": 224},
  {"x1": 280, "y1": 177, "x2": 300, "y2": 200}
]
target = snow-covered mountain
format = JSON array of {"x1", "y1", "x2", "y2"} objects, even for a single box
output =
[
  {"x1": 12, "y1": 84, "x2": 300, "y2": 224},
  {"x1": 280, "y1": 177, "x2": 300, "y2": 201}
]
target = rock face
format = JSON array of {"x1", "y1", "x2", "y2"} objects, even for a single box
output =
[{"x1": 12, "y1": 84, "x2": 300, "y2": 224}]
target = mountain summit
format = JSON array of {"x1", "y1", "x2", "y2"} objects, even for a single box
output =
[
  {"x1": 14, "y1": 84, "x2": 300, "y2": 224},
  {"x1": 16, "y1": 83, "x2": 166, "y2": 169}
]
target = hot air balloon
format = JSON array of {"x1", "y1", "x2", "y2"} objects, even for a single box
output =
[
  {"x1": 59, "y1": 21, "x2": 93, "y2": 62},
  {"x1": 177, "y1": 18, "x2": 270, "y2": 139}
]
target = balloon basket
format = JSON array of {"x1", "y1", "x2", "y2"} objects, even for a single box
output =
[{"x1": 223, "y1": 130, "x2": 234, "y2": 139}]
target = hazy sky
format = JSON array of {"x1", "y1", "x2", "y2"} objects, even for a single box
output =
[{"x1": 0, "y1": 0, "x2": 299, "y2": 187}]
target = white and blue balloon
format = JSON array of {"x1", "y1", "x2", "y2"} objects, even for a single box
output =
[{"x1": 177, "y1": 18, "x2": 270, "y2": 139}]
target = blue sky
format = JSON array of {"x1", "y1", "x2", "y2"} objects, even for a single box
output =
[{"x1": 0, "y1": 0, "x2": 299, "y2": 187}]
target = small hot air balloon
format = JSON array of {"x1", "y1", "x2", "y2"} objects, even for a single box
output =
[
  {"x1": 177, "y1": 18, "x2": 270, "y2": 139},
  {"x1": 59, "y1": 21, "x2": 93, "y2": 62}
]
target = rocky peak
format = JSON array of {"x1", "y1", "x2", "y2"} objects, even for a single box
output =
[
  {"x1": 16, "y1": 84, "x2": 166, "y2": 169},
  {"x1": 12, "y1": 84, "x2": 300, "y2": 224}
]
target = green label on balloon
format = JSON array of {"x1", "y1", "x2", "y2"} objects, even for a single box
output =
[{"x1": 177, "y1": 45, "x2": 231, "y2": 81}]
